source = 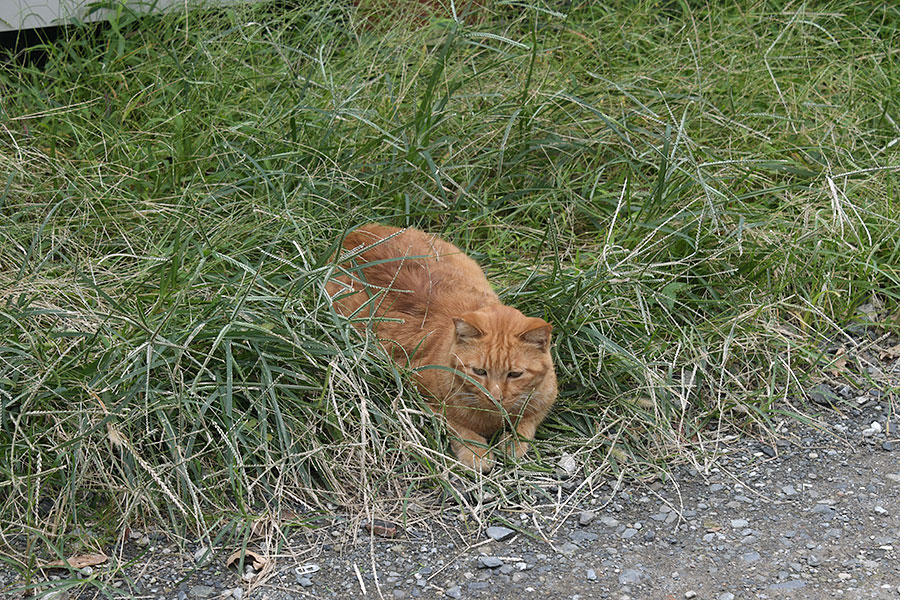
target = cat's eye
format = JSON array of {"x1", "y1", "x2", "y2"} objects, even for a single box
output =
[
  {"x1": 507, "y1": 371, "x2": 523, "y2": 379},
  {"x1": 471, "y1": 367, "x2": 487, "y2": 377}
]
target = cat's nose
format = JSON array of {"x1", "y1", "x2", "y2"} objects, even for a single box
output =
[{"x1": 490, "y1": 383, "x2": 503, "y2": 399}]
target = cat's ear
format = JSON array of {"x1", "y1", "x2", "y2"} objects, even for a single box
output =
[
  {"x1": 518, "y1": 319, "x2": 552, "y2": 352},
  {"x1": 453, "y1": 316, "x2": 483, "y2": 343}
]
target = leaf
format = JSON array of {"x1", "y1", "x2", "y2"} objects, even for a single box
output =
[
  {"x1": 226, "y1": 549, "x2": 267, "y2": 572},
  {"x1": 879, "y1": 344, "x2": 900, "y2": 361},
  {"x1": 828, "y1": 347, "x2": 848, "y2": 376},
  {"x1": 278, "y1": 508, "x2": 300, "y2": 522},
  {"x1": 40, "y1": 553, "x2": 107, "y2": 569},
  {"x1": 659, "y1": 281, "x2": 687, "y2": 310},
  {"x1": 250, "y1": 509, "x2": 301, "y2": 537}
]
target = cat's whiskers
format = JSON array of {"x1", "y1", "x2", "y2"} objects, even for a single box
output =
[{"x1": 509, "y1": 390, "x2": 538, "y2": 414}]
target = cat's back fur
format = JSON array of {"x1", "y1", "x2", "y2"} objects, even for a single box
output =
[{"x1": 330, "y1": 223, "x2": 497, "y2": 323}]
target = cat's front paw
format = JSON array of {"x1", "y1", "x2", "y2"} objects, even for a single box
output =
[
  {"x1": 455, "y1": 445, "x2": 495, "y2": 473},
  {"x1": 500, "y1": 433, "x2": 530, "y2": 459}
]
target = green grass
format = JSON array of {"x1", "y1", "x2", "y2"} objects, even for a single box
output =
[{"x1": 1, "y1": 0, "x2": 899, "y2": 587}]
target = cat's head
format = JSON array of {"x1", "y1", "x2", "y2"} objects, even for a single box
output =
[{"x1": 450, "y1": 304, "x2": 554, "y2": 408}]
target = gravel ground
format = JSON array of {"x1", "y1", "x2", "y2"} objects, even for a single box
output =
[{"x1": 4, "y1": 326, "x2": 899, "y2": 600}]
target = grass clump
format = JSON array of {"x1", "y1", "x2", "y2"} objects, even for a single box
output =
[{"x1": 1, "y1": 0, "x2": 898, "y2": 578}]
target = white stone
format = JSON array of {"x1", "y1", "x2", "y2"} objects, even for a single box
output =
[{"x1": 557, "y1": 453, "x2": 578, "y2": 477}]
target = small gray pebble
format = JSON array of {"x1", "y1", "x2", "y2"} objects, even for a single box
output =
[
  {"x1": 741, "y1": 551, "x2": 761, "y2": 563},
  {"x1": 685, "y1": 591, "x2": 697, "y2": 599},
  {"x1": 232, "y1": 589, "x2": 243, "y2": 600},
  {"x1": 730, "y1": 519, "x2": 749, "y2": 528},
  {"x1": 486, "y1": 526, "x2": 516, "y2": 542},
  {"x1": 719, "y1": 594, "x2": 735, "y2": 600},
  {"x1": 478, "y1": 556, "x2": 503, "y2": 569},
  {"x1": 557, "y1": 542, "x2": 579, "y2": 554},
  {"x1": 193, "y1": 546, "x2": 212, "y2": 565},
  {"x1": 189, "y1": 586, "x2": 216, "y2": 599},
  {"x1": 468, "y1": 581, "x2": 490, "y2": 591},
  {"x1": 811, "y1": 504, "x2": 836, "y2": 519},
  {"x1": 578, "y1": 511, "x2": 596, "y2": 526},
  {"x1": 808, "y1": 383, "x2": 838, "y2": 406},
  {"x1": 297, "y1": 577, "x2": 313, "y2": 587},
  {"x1": 770, "y1": 580, "x2": 806, "y2": 591},
  {"x1": 781, "y1": 485, "x2": 797, "y2": 496},
  {"x1": 618, "y1": 569, "x2": 642, "y2": 585},
  {"x1": 586, "y1": 568, "x2": 597, "y2": 581},
  {"x1": 622, "y1": 528, "x2": 638, "y2": 539},
  {"x1": 570, "y1": 530, "x2": 598, "y2": 543},
  {"x1": 446, "y1": 586, "x2": 462, "y2": 600}
]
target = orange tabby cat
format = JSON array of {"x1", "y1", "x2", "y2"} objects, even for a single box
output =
[{"x1": 326, "y1": 224, "x2": 557, "y2": 472}]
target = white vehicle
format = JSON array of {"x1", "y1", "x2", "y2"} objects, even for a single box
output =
[{"x1": 1, "y1": 0, "x2": 187, "y2": 32}]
